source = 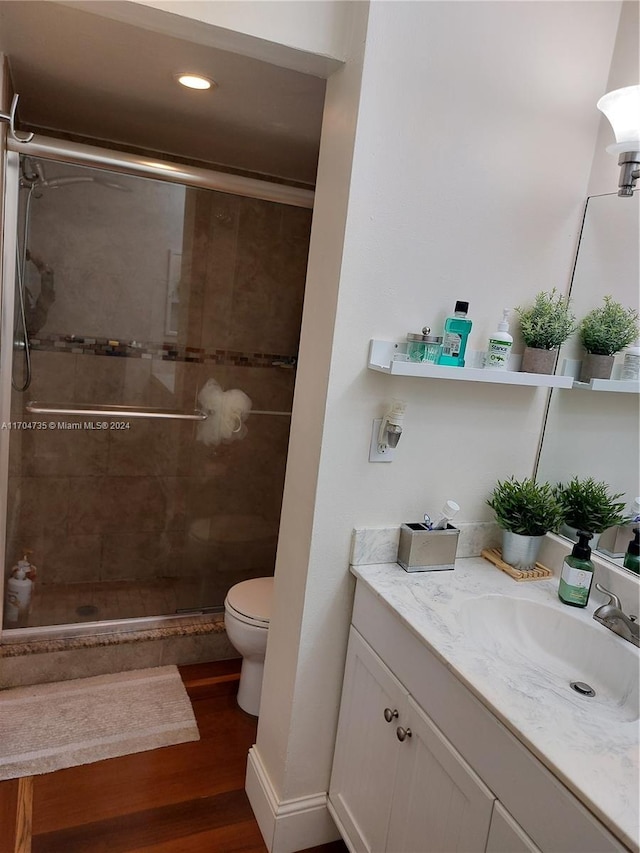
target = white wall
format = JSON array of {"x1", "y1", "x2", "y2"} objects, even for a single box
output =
[
  {"x1": 67, "y1": 0, "x2": 351, "y2": 77},
  {"x1": 252, "y1": 2, "x2": 369, "y2": 834},
  {"x1": 133, "y1": 0, "x2": 352, "y2": 62},
  {"x1": 252, "y1": 1, "x2": 622, "y2": 848}
]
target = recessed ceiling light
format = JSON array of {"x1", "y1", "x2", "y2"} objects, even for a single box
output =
[{"x1": 176, "y1": 73, "x2": 216, "y2": 91}]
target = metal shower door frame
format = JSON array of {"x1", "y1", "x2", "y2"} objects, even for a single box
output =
[
  {"x1": 0, "y1": 136, "x2": 310, "y2": 641},
  {"x1": 0, "y1": 149, "x2": 20, "y2": 631},
  {"x1": 6, "y1": 134, "x2": 314, "y2": 208}
]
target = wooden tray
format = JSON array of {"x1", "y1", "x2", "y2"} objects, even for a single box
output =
[{"x1": 481, "y1": 548, "x2": 553, "y2": 582}]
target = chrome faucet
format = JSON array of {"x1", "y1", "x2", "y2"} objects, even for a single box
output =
[{"x1": 593, "y1": 584, "x2": 639, "y2": 647}]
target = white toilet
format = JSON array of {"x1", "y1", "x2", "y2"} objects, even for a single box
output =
[
  {"x1": 224, "y1": 576, "x2": 274, "y2": 716},
  {"x1": 188, "y1": 516, "x2": 276, "y2": 574}
]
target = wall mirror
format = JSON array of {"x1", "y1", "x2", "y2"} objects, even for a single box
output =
[{"x1": 535, "y1": 191, "x2": 639, "y2": 574}]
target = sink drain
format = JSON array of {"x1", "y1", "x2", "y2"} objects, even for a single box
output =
[{"x1": 570, "y1": 681, "x2": 596, "y2": 697}]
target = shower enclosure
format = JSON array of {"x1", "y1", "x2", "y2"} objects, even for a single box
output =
[{"x1": 0, "y1": 138, "x2": 313, "y2": 636}]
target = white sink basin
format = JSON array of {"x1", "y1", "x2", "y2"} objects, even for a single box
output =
[{"x1": 461, "y1": 595, "x2": 639, "y2": 723}]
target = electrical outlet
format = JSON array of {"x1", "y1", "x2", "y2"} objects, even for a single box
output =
[{"x1": 369, "y1": 418, "x2": 395, "y2": 462}]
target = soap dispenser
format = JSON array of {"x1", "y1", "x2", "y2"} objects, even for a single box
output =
[
  {"x1": 558, "y1": 531, "x2": 594, "y2": 608},
  {"x1": 484, "y1": 309, "x2": 513, "y2": 371},
  {"x1": 4, "y1": 559, "x2": 33, "y2": 624},
  {"x1": 623, "y1": 527, "x2": 640, "y2": 574}
]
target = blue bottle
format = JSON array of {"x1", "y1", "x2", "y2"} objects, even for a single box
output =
[{"x1": 438, "y1": 301, "x2": 472, "y2": 367}]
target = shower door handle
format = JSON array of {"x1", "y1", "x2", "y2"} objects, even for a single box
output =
[{"x1": 25, "y1": 401, "x2": 207, "y2": 421}]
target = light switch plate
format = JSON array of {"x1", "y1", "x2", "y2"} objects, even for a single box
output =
[{"x1": 369, "y1": 418, "x2": 396, "y2": 462}]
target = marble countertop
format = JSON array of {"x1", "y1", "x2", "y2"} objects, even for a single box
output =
[{"x1": 351, "y1": 558, "x2": 639, "y2": 851}]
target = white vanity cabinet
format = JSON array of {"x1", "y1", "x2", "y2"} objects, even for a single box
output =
[
  {"x1": 328, "y1": 578, "x2": 629, "y2": 853},
  {"x1": 329, "y1": 628, "x2": 494, "y2": 853},
  {"x1": 485, "y1": 803, "x2": 541, "y2": 853},
  {"x1": 329, "y1": 627, "x2": 408, "y2": 852}
]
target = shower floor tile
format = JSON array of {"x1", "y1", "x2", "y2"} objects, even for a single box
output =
[{"x1": 3, "y1": 577, "x2": 211, "y2": 630}]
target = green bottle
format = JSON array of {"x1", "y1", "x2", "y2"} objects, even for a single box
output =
[
  {"x1": 623, "y1": 527, "x2": 640, "y2": 574},
  {"x1": 437, "y1": 301, "x2": 472, "y2": 367},
  {"x1": 558, "y1": 530, "x2": 594, "y2": 608}
]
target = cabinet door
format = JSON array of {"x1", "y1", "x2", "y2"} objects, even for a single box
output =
[
  {"x1": 386, "y1": 696, "x2": 495, "y2": 853},
  {"x1": 329, "y1": 627, "x2": 408, "y2": 853},
  {"x1": 485, "y1": 802, "x2": 542, "y2": 853}
]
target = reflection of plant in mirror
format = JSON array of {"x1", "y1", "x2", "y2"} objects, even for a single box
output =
[
  {"x1": 554, "y1": 477, "x2": 628, "y2": 533},
  {"x1": 578, "y1": 296, "x2": 640, "y2": 356},
  {"x1": 515, "y1": 288, "x2": 577, "y2": 350},
  {"x1": 487, "y1": 477, "x2": 563, "y2": 536}
]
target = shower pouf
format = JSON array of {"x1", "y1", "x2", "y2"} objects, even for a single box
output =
[{"x1": 197, "y1": 378, "x2": 252, "y2": 446}]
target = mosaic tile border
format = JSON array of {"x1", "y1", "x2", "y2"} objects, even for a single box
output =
[{"x1": 30, "y1": 334, "x2": 297, "y2": 369}]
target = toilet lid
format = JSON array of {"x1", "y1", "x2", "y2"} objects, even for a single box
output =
[{"x1": 226, "y1": 577, "x2": 273, "y2": 623}]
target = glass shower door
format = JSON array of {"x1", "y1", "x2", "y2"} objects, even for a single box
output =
[{"x1": 2, "y1": 153, "x2": 310, "y2": 630}]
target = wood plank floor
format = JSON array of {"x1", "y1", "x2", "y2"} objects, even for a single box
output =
[{"x1": 3, "y1": 660, "x2": 348, "y2": 853}]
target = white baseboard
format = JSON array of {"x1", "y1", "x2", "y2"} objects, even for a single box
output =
[{"x1": 246, "y1": 746, "x2": 342, "y2": 853}]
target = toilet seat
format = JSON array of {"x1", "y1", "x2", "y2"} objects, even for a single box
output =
[{"x1": 225, "y1": 577, "x2": 273, "y2": 625}]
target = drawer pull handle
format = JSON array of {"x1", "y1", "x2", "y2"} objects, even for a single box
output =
[
  {"x1": 396, "y1": 726, "x2": 412, "y2": 742},
  {"x1": 383, "y1": 708, "x2": 399, "y2": 723}
]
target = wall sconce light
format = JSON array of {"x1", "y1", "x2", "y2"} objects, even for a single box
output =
[{"x1": 597, "y1": 84, "x2": 640, "y2": 197}]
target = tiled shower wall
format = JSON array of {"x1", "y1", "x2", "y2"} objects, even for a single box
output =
[{"x1": 7, "y1": 169, "x2": 312, "y2": 619}]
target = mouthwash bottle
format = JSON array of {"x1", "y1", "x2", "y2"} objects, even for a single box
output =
[
  {"x1": 558, "y1": 530, "x2": 594, "y2": 607},
  {"x1": 438, "y1": 301, "x2": 472, "y2": 367}
]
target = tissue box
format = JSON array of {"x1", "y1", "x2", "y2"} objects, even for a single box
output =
[{"x1": 397, "y1": 522, "x2": 460, "y2": 572}]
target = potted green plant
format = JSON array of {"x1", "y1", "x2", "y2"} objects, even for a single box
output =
[
  {"x1": 578, "y1": 296, "x2": 640, "y2": 382},
  {"x1": 515, "y1": 288, "x2": 577, "y2": 374},
  {"x1": 554, "y1": 477, "x2": 628, "y2": 547},
  {"x1": 487, "y1": 477, "x2": 564, "y2": 569}
]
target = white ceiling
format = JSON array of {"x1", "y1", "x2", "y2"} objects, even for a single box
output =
[{"x1": 0, "y1": 1, "x2": 326, "y2": 185}]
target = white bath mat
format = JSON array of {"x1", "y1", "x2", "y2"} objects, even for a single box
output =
[{"x1": 0, "y1": 665, "x2": 199, "y2": 780}]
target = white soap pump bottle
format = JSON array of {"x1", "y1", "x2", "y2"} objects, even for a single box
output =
[
  {"x1": 4, "y1": 560, "x2": 33, "y2": 624},
  {"x1": 484, "y1": 309, "x2": 513, "y2": 371}
]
